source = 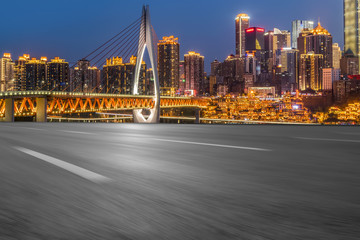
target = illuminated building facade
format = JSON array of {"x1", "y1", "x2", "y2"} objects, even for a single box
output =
[
  {"x1": 0, "y1": 53, "x2": 15, "y2": 92},
  {"x1": 306, "y1": 23, "x2": 333, "y2": 68},
  {"x1": 235, "y1": 13, "x2": 250, "y2": 57},
  {"x1": 71, "y1": 60, "x2": 101, "y2": 93},
  {"x1": 25, "y1": 57, "x2": 47, "y2": 91},
  {"x1": 245, "y1": 27, "x2": 265, "y2": 52},
  {"x1": 184, "y1": 51, "x2": 204, "y2": 96},
  {"x1": 103, "y1": 56, "x2": 146, "y2": 94},
  {"x1": 341, "y1": 54, "x2": 359, "y2": 75},
  {"x1": 264, "y1": 31, "x2": 274, "y2": 70},
  {"x1": 272, "y1": 28, "x2": 291, "y2": 67},
  {"x1": 297, "y1": 28, "x2": 313, "y2": 54},
  {"x1": 217, "y1": 54, "x2": 244, "y2": 94},
  {"x1": 322, "y1": 68, "x2": 334, "y2": 91},
  {"x1": 332, "y1": 43, "x2": 342, "y2": 69},
  {"x1": 15, "y1": 54, "x2": 30, "y2": 91},
  {"x1": 280, "y1": 48, "x2": 299, "y2": 91},
  {"x1": 47, "y1": 57, "x2": 70, "y2": 91},
  {"x1": 291, "y1": 20, "x2": 314, "y2": 48},
  {"x1": 344, "y1": 0, "x2": 360, "y2": 58},
  {"x1": 211, "y1": 59, "x2": 221, "y2": 76},
  {"x1": 179, "y1": 60, "x2": 185, "y2": 95},
  {"x1": 157, "y1": 36, "x2": 180, "y2": 94},
  {"x1": 299, "y1": 52, "x2": 324, "y2": 91}
]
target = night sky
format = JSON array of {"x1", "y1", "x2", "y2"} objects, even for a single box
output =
[{"x1": 0, "y1": 0, "x2": 343, "y2": 72}]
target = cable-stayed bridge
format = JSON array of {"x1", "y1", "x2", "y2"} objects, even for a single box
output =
[{"x1": 0, "y1": 6, "x2": 207, "y2": 123}]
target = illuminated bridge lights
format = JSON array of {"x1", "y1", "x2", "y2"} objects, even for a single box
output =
[{"x1": 0, "y1": 92, "x2": 208, "y2": 117}]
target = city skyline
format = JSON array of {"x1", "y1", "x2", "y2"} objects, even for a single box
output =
[{"x1": 0, "y1": 0, "x2": 343, "y2": 72}]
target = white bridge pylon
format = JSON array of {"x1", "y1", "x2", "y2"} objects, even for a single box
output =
[{"x1": 133, "y1": 5, "x2": 160, "y2": 123}]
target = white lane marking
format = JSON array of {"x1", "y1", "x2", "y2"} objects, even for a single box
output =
[
  {"x1": 14, "y1": 147, "x2": 111, "y2": 183},
  {"x1": 23, "y1": 127, "x2": 44, "y2": 131},
  {"x1": 59, "y1": 130, "x2": 94, "y2": 135},
  {"x1": 153, "y1": 138, "x2": 271, "y2": 152},
  {"x1": 295, "y1": 137, "x2": 360, "y2": 143},
  {"x1": 335, "y1": 132, "x2": 360, "y2": 136}
]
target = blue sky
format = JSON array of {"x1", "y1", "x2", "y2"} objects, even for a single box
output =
[{"x1": 0, "y1": 0, "x2": 343, "y2": 71}]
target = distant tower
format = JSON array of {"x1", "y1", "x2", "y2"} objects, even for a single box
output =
[
  {"x1": 0, "y1": 53, "x2": 15, "y2": 92},
  {"x1": 157, "y1": 36, "x2": 180, "y2": 95},
  {"x1": 25, "y1": 57, "x2": 47, "y2": 91},
  {"x1": 299, "y1": 52, "x2": 324, "y2": 91},
  {"x1": 235, "y1": 13, "x2": 250, "y2": 57},
  {"x1": 184, "y1": 51, "x2": 204, "y2": 96},
  {"x1": 306, "y1": 22, "x2": 333, "y2": 68},
  {"x1": 333, "y1": 43, "x2": 342, "y2": 69},
  {"x1": 47, "y1": 57, "x2": 70, "y2": 91},
  {"x1": 291, "y1": 20, "x2": 314, "y2": 48},
  {"x1": 344, "y1": 0, "x2": 360, "y2": 74}
]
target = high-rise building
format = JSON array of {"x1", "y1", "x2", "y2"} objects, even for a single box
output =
[
  {"x1": 25, "y1": 57, "x2": 47, "y2": 91},
  {"x1": 71, "y1": 60, "x2": 101, "y2": 93},
  {"x1": 48, "y1": 57, "x2": 70, "y2": 91},
  {"x1": 297, "y1": 23, "x2": 333, "y2": 68},
  {"x1": 210, "y1": 59, "x2": 221, "y2": 76},
  {"x1": 272, "y1": 28, "x2": 291, "y2": 67},
  {"x1": 157, "y1": 36, "x2": 180, "y2": 94},
  {"x1": 184, "y1": 51, "x2": 204, "y2": 96},
  {"x1": 103, "y1": 56, "x2": 146, "y2": 94},
  {"x1": 344, "y1": 0, "x2": 360, "y2": 64},
  {"x1": 0, "y1": 53, "x2": 15, "y2": 92},
  {"x1": 217, "y1": 55, "x2": 244, "y2": 94},
  {"x1": 332, "y1": 43, "x2": 342, "y2": 69},
  {"x1": 306, "y1": 23, "x2": 333, "y2": 68},
  {"x1": 245, "y1": 27, "x2": 265, "y2": 52},
  {"x1": 235, "y1": 13, "x2": 250, "y2": 57},
  {"x1": 146, "y1": 68, "x2": 154, "y2": 95},
  {"x1": 322, "y1": 68, "x2": 334, "y2": 91},
  {"x1": 291, "y1": 20, "x2": 314, "y2": 48},
  {"x1": 280, "y1": 48, "x2": 299, "y2": 91},
  {"x1": 341, "y1": 54, "x2": 359, "y2": 75},
  {"x1": 14, "y1": 54, "x2": 30, "y2": 91},
  {"x1": 297, "y1": 28, "x2": 313, "y2": 54},
  {"x1": 179, "y1": 60, "x2": 186, "y2": 95},
  {"x1": 299, "y1": 52, "x2": 324, "y2": 91},
  {"x1": 264, "y1": 31, "x2": 274, "y2": 70}
]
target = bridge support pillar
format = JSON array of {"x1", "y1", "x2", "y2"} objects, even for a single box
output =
[
  {"x1": 36, "y1": 97, "x2": 47, "y2": 122},
  {"x1": 195, "y1": 108, "x2": 201, "y2": 124},
  {"x1": 4, "y1": 98, "x2": 14, "y2": 122}
]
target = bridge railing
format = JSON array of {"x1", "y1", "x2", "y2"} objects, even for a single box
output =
[{"x1": 0, "y1": 91, "x2": 208, "y2": 121}]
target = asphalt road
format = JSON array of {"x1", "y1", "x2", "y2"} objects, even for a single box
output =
[{"x1": 0, "y1": 123, "x2": 359, "y2": 239}]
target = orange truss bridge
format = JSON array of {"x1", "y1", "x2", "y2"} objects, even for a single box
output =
[{"x1": 0, "y1": 91, "x2": 208, "y2": 122}]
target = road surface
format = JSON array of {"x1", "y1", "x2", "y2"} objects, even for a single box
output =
[{"x1": 0, "y1": 123, "x2": 359, "y2": 239}]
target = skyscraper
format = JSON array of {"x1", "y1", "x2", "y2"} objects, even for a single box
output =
[
  {"x1": 272, "y1": 28, "x2": 291, "y2": 67},
  {"x1": 299, "y1": 52, "x2": 324, "y2": 91},
  {"x1": 306, "y1": 23, "x2": 333, "y2": 68},
  {"x1": 179, "y1": 61, "x2": 186, "y2": 95},
  {"x1": 47, "y1": 57, "x2": 70, "y2": 91},
  {"x1": 245, "y1": 27, "x2": 265, "y2": 52},
  {"x1": 25, "y1": 57, "x2": 47, "y2": 91},
  {"x1": 291, "y1": 20, "x2": 314, "y2": 48},
  {"x1": 103, "y1": 56, "x2": 146, "y2": 94},
  {"x1": 235, "y1": 13, "x2": 250, "y2": 57},
  {"x1": 15, "y1": 54, "x2": 30, "y2": 91},
  {"x1": 333, "y1": 43, "x2": 342, "y2": 69},
  {"x1": 297, "y1": 23, "x2": 333, "y2": 68},
  {"x1": 71, "y1": 60, "x2": 101, "y2": 93},
  {"x1": 184, "y1": 51, "x2": 204, "y2": 96},
  {"x1": 280, "y1": 48, "x2": 299, "y2": 91},
  {"x1": 0, "y1": 53, "x2": 15, "y2": 92},
  {"x1": 157, "y1": 36, "x2": 180, "y2": 94},
  {"x1": 344, "y1": 0, "x2": 360, "y2": 74}
]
